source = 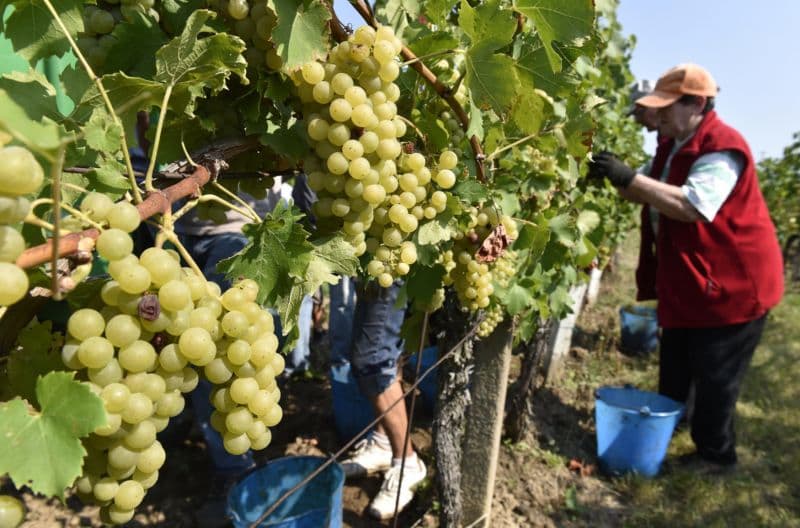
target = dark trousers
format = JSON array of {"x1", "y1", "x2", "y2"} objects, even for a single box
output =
[{"x1": 659, "y1": 314, "x2": 767, "y2": 465}]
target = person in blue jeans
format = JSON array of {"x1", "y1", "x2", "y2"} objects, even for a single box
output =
[{"x1": 339, "y1": 281, "x2": 427, "y2": 520}]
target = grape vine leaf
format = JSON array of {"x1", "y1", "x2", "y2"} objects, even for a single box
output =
[
  {"x1": 83, "y1": 108, "x2": 123, "y2": 156},
  {"x1": 459, "y1": 0, "x2": 515, "y2": 46},
  {"x1": 0, "y1": 0, "x2": 84, "y2": 63},
  {"x1": 512, "y1": 90, "x2": 546, "y2": 135},
  {"x1": 515, "y1": 0, "x2": 595, "y2": 73},
  {"x1": 465, "y1": 40, "x2": 519, "y2": 116},
  {"x1": 268, "y1": 0, "x2": 331, "y2": 71},
  {"x1": 407, "y1": 32, "x2": 458, "y2": 58},
  {"x1": 75, "y1": 10, "x2": 248, "y2": 134},
  {"x1": 548, "y1": 213, "x2": 577, "y2": 248},
  {"x1": 0, "y1": 88, "x2": 64, "y2": 151},
  {"x1": 453, "y1": 179, "x2": 489, "y2": 203},
  {"x1": 0, "y1": 70, "x2": 62, "y2": 123},
  {"x1": 419, "y1": 0, "x2": 456, "y2": 27},
  {"x1": 7, "y1": 321, "x2": 64, "y2": 406},
  {"x1": 498, "y1": 283, "x2": 534, "y2": 316},
  {"x1": 154, "y1": 10, "x2": 249, "y2": 94},
  {"x1": 0, "y1": 371, "x2": 106, "y2": 499},
  {"x1": 406, "y1": 264, "x2": 446, "y2": 305},
  {"x1": 102, "y1": 10, "x2": 169, "y2": 78},
  {"x1": 86, "y1": 157, "x2": 130, "y2": 197},
  {"x1": 218, "y1": 202, "x2": 314, "y2": 306},
  {"x1": 417, "y1": 218, "x2": 452, "y2": 246}
]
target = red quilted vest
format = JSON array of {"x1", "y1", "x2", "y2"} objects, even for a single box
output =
[{"x1": 647, "y1": 111, "x2": 783, "y2": 328}]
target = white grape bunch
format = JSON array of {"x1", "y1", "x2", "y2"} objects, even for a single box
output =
[
  {"x1": 295, "y1": 24, "x2": 461, "y2": 287},
  {"x1": 442, "y1": 209, "x2": 519, "y2": 337},
  {"x1": 64, "y1": 224, "x2": 284, "y2": 523},
  {"x1": 0, "y1": 145, "x2": 44, "y2": 307}
]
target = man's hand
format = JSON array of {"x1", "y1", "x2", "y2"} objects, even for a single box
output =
[{"x1": 588, "y1": 151, "x2": 636, "y2": 188}]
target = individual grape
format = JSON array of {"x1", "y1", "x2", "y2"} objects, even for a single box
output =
[
  {"x1": 89, "y1": 9, "x2": 115, "y2": 34},
  {"x1": 101, "y1": 383, "x2": 131, "y2": 413},
  {"x1": 341, "y1": 139, "x2": 364, "y2": 160},
  {"x1": 326, "y1": 152, "x2": 349, "y2": 175},
  {"x1": 301, "y1": 61, "x2": 325, "y2": 84},
  {"x1": 114, "y1": 480, "x2": 145, "y2": 510},
  {"x1": 350, "y1": 104, "x2": 374, "y2": 128},
  {"x1": 344, "y1": 86, "x2": 367, "y2": 106},
  {"x1": 307, "y1": 117, "x2": 330, "y2": 141},
  {"x1": 223, "y1": 432, "x2": 251, "y2": 455},
  {"x1": 88, "y1": 358, "x2": 124, "y2": 386},
  {"x1": 96, "y1": 228, "x2": 134, "y2": 261},
  {"x1": 118, "y1": 340, "x2": 157, "y2": 373},
  {"x1": 331, "y1": 72, "x2": 354, "y2": 95},
  {"x1": 78, "y1": 336, "x2": 115, "y2": 369},
  {"x1": 435, "y1": 169, "x2": 456, "y2": 189},
  {"x1": 68, "y1": 308, "x2": 106, "y2": 341},
  {"x1": 227, "y1": 0, "x2": 249, "y2": 19},
  {"x1": 312, "y1": 81, "x2": 334, "y2": 104},
  {"x1": 107, "y1": 201, "x2": 141, "y2": 232},
  {"x1": 230, "y1": 377, "x2": 259, "y2": 404},
  {"x1": 348, "y1": 158, "x2": 371, "y2": 180},
  {"x1": 0, "y1": 196, "x2": 29, "y2": 224},
  {"x1": 136, "y1": 441, "x2": 166, "y2": 473},
  {"x1": 123, "y1": 420, "x2": 157, "y2": 449},
  {"x1": 80, "y1": 192, "x2": 115, "y2": 221},
  {"x1": 158, "y1": 280, "x2": 192, "y2": 312},
  {"x1": 116, "y1": 264, "x2": 151, "y2": 294},
  {"x1": 0, "y1": 262, "x2": 27, "y2": 306},
  {"x1": 439, "y1": 150, "x2": 458, "y2": 169},
  {"x1": 104, "y1": 314, "x2": 141, "y2": 348},
  {"x1": 329, "y1": 98, "x2": 352, "y2": 122},
  {"x1": 93, "y1": 477, "x2": 119, "y2": 502},
  {"x1": 121, "y1": 392, "x2": 153, "y2": 424},
  {"x1": 178, "y1": 327, "x2": 216, "y2": 365},
  {"x1": 373, "y1": 39, "x2": 396, "y2": 64},
  {"x1": 0, "y1": 495, "x2": 25, "y2": 528}
]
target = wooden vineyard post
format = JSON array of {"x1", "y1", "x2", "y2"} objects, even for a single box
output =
[{"x1": 459, "y1": 318, "x2": 514, "y2": 527}]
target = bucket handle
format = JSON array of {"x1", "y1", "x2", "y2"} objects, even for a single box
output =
[{"x1": 594, "y1": 385, "x2": 652, "y2": 416}]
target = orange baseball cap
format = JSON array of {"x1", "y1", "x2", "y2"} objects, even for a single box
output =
[{"x1": 635, "y1": 63, "x2": 718, "y2": 108}]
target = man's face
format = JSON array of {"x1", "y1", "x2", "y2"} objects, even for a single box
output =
[
  {"x1": 656, "y1": 97, "x2": 704, "y2": 140},
  {"x1": 632, "y1": 105, "x2": 659, "y2": 132}
]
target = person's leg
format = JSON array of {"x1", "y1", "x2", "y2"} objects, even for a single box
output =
[
  {"x1": 687, "y1": 315, "x2": 767, "y2": 465},
  {"x1": 345, "y1": 281, "x2": 425, "y2": 519},
  {"x1": 659, "y1": 326, "x2": 692, "y2": 403}
]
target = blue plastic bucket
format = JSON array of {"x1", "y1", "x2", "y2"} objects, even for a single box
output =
[
  {"x1": 405, "y1": 346, "x2": 439, "y2": 411},
  {"x1": 619, "y1": 305, "x2": 658, "y2": 354},
  {"x1": 330, "y1": 362, "x2": 374, "y2": 443},
  {"x1": 595, "y1": 386, "x2": 684, "y2": 477},
  {"x1": 227, "y1": 456, "x2": 344, "y2": 528}
]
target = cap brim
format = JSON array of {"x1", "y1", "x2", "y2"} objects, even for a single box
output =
[{"x1": 635, "y1": 90, "x2": 681, "y2": 108}]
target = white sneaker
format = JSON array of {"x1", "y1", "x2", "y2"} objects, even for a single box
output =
[
  {"x1": 340, "y1": 433, "x2": 393, "y2": 478},
  {"x1": 367, "y1": 456, "x2": 427, "y2": 520}
]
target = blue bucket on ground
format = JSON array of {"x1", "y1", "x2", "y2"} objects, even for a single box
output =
[
  {"x1": 595, "y1": 386, "x2": 684, "y2": 477},
  {"x1": 619, "y1": 304, "x2": 659, "y2": 355},
  {"x1": 330, "y1": 361, "x2": 374, "y2": 443},
  {"x1": 405, "y1": 346, "x2": 439, "y2": 411},
  {"x1": 227, "y1": 456, "x2": 344, "y2": 528}
]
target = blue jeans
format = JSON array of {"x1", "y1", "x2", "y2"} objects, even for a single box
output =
[{"x1": 348, "y1": 281, "x2": 406, "y2": 398}]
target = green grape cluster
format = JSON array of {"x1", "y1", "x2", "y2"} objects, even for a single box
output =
[
  {"x1": 77, "y1": 0, "x2": 160, "y2": 70},
  {"x1": 207, "y1": 0, "x2": 283, "y2": 70},
  {"x1": 492, "y1": 249, "x2": 518, "y2": 289},
  {"x1": 64, "y1": 227, "x2": 283, "y2": 524},
  {"x1": 476, "y1": 303, "x2": 504, "y2": 338},
  {"x1": 0, "y1": 145, "x2": 43, "y2": 307},
  {"x1": 296, "y1": 24, "x2": 460, "y2": 287},
  {"x1": 442, "y1": 210, "x2": 518, "y2": 325},
  {"x1": 442, "y1": 245, "x2": 494, "y2": 311}
]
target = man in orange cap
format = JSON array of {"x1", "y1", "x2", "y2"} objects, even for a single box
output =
[{"x1": 589, "y1": 63, "x2": 784, "y2": 472}]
